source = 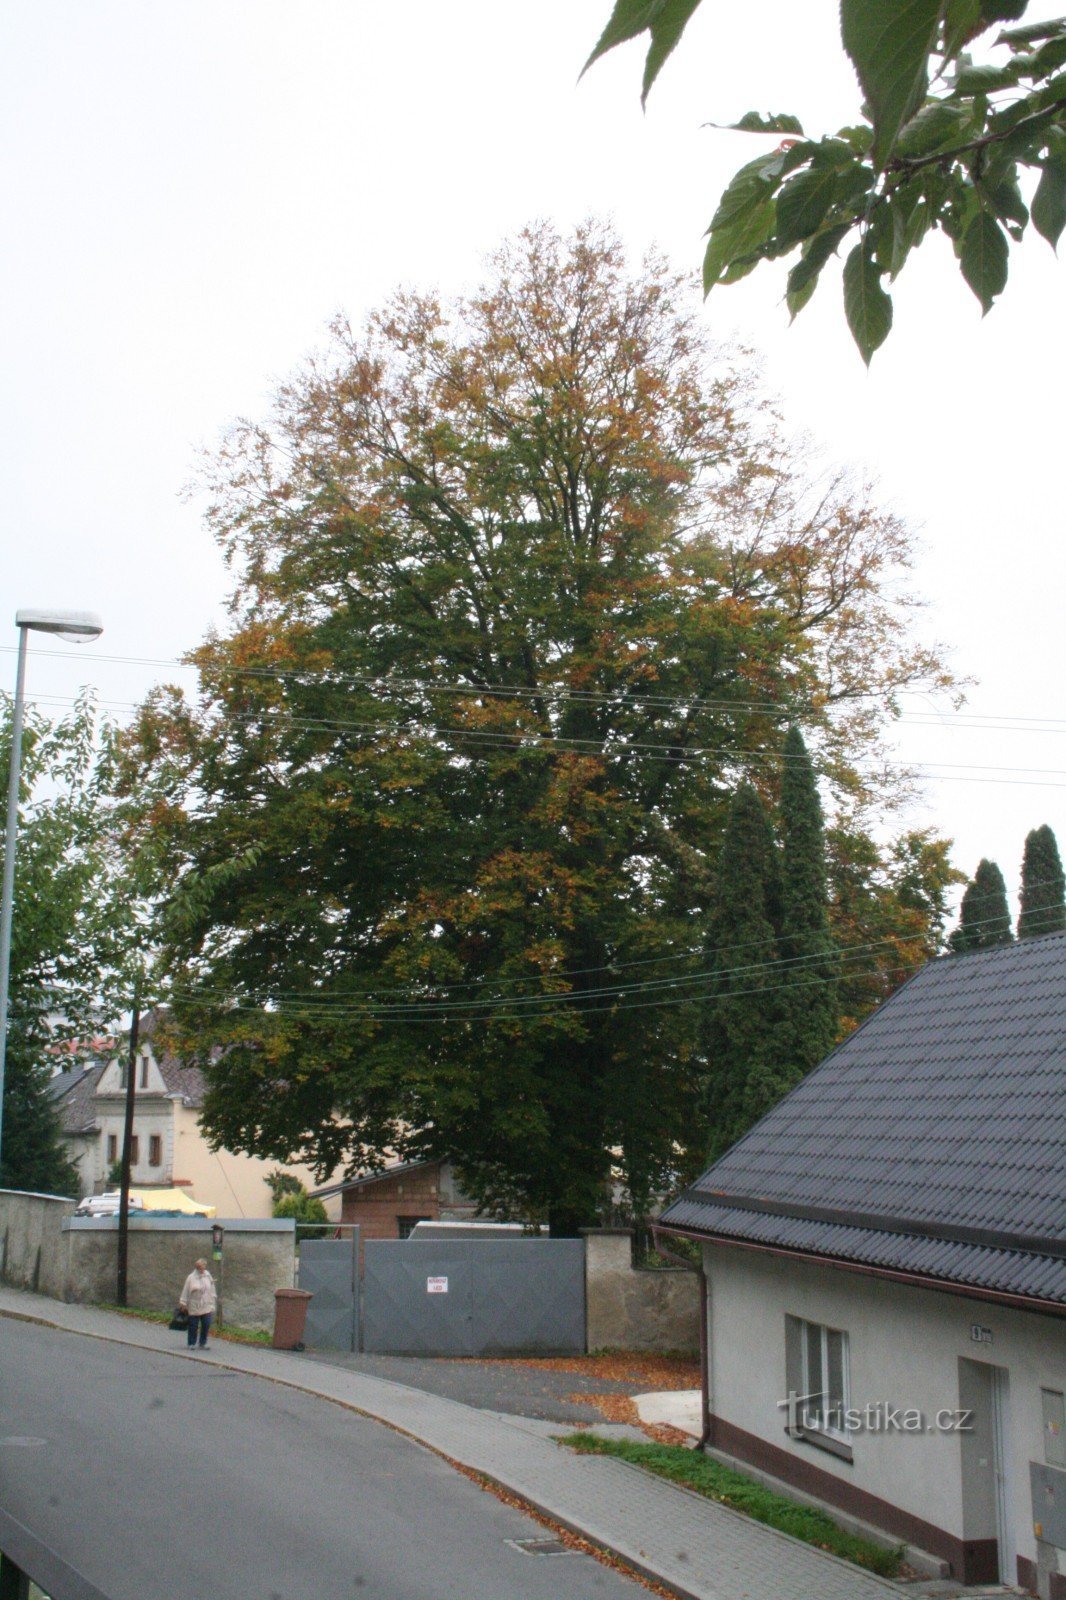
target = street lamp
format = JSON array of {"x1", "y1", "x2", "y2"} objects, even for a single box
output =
[{"x1": 0, "y1": 609, "x2": 103, "y2": 1178}]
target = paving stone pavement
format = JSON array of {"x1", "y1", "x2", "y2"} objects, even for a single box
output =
[{"x1": 0, "y1": 1288, "x2": 927, "y2": 1600}]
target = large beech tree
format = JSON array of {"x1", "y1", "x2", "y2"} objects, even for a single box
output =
[{"x1": 128, "y1": 223, "x2": 952, "y2": 1231}]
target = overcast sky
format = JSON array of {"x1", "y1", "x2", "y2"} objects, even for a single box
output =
[{"x1": 2, "y1": 0, "x2": 1064, "y2": 910}]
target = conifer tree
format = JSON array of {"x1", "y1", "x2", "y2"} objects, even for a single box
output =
[
  {"x1": 701, "y1": 783, "x2": 782, "y2": 1164},
  {"x1": 951, "y1": 859, "x2": 1013, "y2": 951},
  {"x1": 1018, "y1": 825, "x2": 1066, "y2": 940},
  {"x1": 773, "y1": 726, "x2": 838, "y2": 1080}
]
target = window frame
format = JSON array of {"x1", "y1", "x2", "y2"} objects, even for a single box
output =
[
  {"x1": 148, "y1": 1134, "x2": 162, "y2": 1168},
  {"x1": 785, "y1": 1314, "x2": 853, "y2": 1462}
]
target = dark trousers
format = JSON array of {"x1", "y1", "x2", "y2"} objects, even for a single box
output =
[{"x1": 187, "y1": 1312, "x2": 212, "y2": 1347}]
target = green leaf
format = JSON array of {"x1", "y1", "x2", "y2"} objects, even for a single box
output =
[
  {"x1": 707, "y1": 151, "x2": 788, "y2": 232},
  {"x1": 840, "y1": 0, "x2": 942, "y2": 167},
  {"x1": 980, "y1": 0, "x2": 1027, "y2": 21},
  {"x1": 1034, "y1": 69, "x2": 1066, "y2": 109},
  {"x1": 960, "y1": 211, "x2": 1009, "y2": 310},
  {"x1": 999, "y1": 19, "x2": 1066, "y2": 47},
  {"x1": 775, "y1": 167, "x2": 841, "y2": 246},
  {"x1": 1032, "y1": 161, "x2": 1066, "y2": 248},
  {"x1": 786, "y1": 224, "x2": 850, "y2": 318},
  {"x1": 583, "y1": 0, "x2": 703, "y2": 104},
  {"x1": 842, "y1": 244, "x2": 893, "y2": 364},
  {"x1": 980, "y1": 173, "x2": 1029, "y2": 229},
  {"x1": 942, "y1": 0, "x2": 982, "y2": 59},
  {"x1": 953, "y1": 61, "x2": 1021, "y2": 92},
  {"x1": 703, "y1": 198, "x2": 776, "y2": 292},
  {"x1": 895, "y1": 100, "x2": 971, "y2": 156},
  {"x1": 727, "y1": 111, "x2": 805, "y2": 135}
]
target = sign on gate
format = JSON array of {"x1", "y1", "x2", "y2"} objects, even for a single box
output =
[{"x1": 362, "y1": 1238, "x2": 585, "y2": 1356}]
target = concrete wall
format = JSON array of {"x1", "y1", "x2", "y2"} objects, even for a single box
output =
[
  {"x1": 0, "y1": 1189, "x2": 76, "y2": 1299},
  {"x1": 584, "y1": 1229, "x2": 699, "y2": 1353},
  {"x1": 703, "y1": 1241, "x2": 1066, "y2": 1590},
  {"x1": 62, "y1": 1216, "x2": 296, "y2": 1332}
]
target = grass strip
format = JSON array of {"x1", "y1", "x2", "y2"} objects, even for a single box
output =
[
  {"x1": 561, "y1": 1433, "x2": 902, "y2": 1578},
  {"x1": 93, "y1": 1303, "x2": 272, "y2": 1345}
]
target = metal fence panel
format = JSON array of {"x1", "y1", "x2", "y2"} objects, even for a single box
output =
[
  {"x1": 300, "y1": 1233, "x2": 359, "y2": 1352},
  {"x1": 362, "y1": 1238, "x2": 584, "y2": 1356}
]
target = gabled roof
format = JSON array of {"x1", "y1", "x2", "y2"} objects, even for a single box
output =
[
  {"x1": 48, "y1": 1061, "x2": 105, "y2": 1136},
  {"x1": 661, "y1": 932, "x2": 1066, "y2": 1310},
  {"x1": 311, "y1": 1159, "x2": 437, "y2": 1199}
]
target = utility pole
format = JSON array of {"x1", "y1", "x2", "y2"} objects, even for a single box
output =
[{"x1": 116, "y1": 987, "x2": 141, "y2": 1307}]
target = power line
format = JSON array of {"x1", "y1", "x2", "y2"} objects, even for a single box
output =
[
  {"x1": 18, "y1": 690, "x2": 1066, "y2": 784},
  {"x1": 163, "y1": 888, "x2": 1047, "y2": 1021}
]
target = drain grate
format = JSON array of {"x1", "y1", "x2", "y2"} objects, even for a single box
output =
[{"x1": 505, "y1": 1537, "x2": 580, "y2": 1557}]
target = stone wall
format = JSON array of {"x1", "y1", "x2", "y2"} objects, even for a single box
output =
[
  {"x1": 584, "y1": 1228, "x2": 699, "y2": 1353},
  {"x1": 0, "y1": 1189, "x2": 76, "y2": 1299},
  {"x1": 62, "y1": 1217, "x2": 296, "y2": 1331}
]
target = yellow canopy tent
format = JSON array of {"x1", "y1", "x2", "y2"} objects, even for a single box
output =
[{"x1": 128, "y1": 1188, "x2": 216, "y2": 1218}]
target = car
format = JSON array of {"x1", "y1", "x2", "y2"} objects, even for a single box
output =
[{"x1": 74, "y1": 1191, "x2": 146, "y2": 1217}]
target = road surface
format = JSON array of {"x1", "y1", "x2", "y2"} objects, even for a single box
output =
[{"x1": 0, "y1": 1319, "x2": 647, "y2": 1600}]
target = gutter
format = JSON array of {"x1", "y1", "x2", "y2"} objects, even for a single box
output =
[
  {"x1": 656, "y1": 1221, "x2": 1066, "y2": 1320},
  {"x1": 651, "y1": 1226, "x2": 712, "y2": 1452}
]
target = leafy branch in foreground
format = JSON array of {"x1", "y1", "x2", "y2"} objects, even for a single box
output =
[{"x1": 586, "y1": 1, "x2": 1066, "y2": 361}]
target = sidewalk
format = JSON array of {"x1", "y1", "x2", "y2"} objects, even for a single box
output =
[{"x1": 0, "y1": 1287, "x2": 907, "y2": 1600}]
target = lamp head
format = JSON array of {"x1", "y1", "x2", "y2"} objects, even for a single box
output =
[{"x1": 15, "y1": 609, "x2": 103, "y2": 643}]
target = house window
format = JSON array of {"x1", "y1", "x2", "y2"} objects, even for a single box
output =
[
  {"x1": 786, "y1": 1316, "x2": 852, "y2": 1458},
  {"x1": 398, "y1": 1216, "x2": 432, "y2": 1239},
  {"x1": 129, "y1": 1136, "x2": 139, "y2": 1166},
  {"x1": 149, "y1": 1134, "x2": 162, "y2": 1167},
  {"x1": 140, "y1": 1056, "x2": 149, "y2": 1089},
  {"x1": 107, "y1": 1134, "x2": 117, "y2": 1164}
]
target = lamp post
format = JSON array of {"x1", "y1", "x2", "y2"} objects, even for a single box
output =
[{"x1": 0, "y1": 609, "x2": 103, "y2": 1177}]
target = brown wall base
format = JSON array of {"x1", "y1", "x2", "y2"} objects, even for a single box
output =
[
  {"x1": 709, "y1": 1414, "x2": 997, "y2": 1582},
  {"x1": 1017, "y1": 1554, "x2": 1038, "y2": 1594}
]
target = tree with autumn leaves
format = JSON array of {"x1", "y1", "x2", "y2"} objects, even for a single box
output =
[{"x1": 124, "y1": 223, "x2": 957, "y2": 1232}]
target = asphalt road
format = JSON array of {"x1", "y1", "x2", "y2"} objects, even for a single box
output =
[
  {"x1": 0, "y1": 1320, "x2": 646, "y2": 1600},
  {"x1": 300, "y1": 1351, "x2": 640, "y2": 1423}
]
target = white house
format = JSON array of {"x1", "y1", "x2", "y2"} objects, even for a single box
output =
[
  {"x1": 660, "y1": 932, "x2": 1066, "y2": 1598},
  {"x1": 50, "y1": 1010, "x2": 338, "y2": 1219}
]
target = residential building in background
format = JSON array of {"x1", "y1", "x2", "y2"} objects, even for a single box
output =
[{"x1": 49, "y1": 1011, "x2": 339, "y2": 1219}]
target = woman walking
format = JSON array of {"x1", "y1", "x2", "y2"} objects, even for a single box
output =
[{"x1": 178, "y1": 1257, "x2": 217, "y2": 1349}]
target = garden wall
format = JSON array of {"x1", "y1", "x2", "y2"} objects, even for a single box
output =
[
  {"x1": 0, "y1": 1188, "x2": 76, "y2": 1299},
  {"x1": 583, "y1": 1227, "x2": 699, "y2": 1352},
  {"x1": 62, "y1": 1217, "x2": 296, "y2": 1331}
]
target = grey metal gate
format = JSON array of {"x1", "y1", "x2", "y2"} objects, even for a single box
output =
[
  {"x1": 362, "y1": 1238, "x2": 585, "y2": 1356},
  {"x1": 300, "y1": 1232, "x2": 359, "y2": 1351}
]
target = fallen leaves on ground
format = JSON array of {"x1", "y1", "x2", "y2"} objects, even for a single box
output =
[{"x1": 473, "y1": 1350, "x2": 700, "y2": 1390}]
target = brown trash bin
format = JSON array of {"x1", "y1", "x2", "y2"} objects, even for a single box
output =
[{"x1": 273, "y1": 1287, "x2": 313, "y2": 1350}]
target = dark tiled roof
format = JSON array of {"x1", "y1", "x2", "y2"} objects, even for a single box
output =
[
  {"x1": 49, "y1": 1061, "x2": 105, "y2": 1135},
  {"x1": 661, "y1": 932, "x2": 1066, "y2": 1307}
]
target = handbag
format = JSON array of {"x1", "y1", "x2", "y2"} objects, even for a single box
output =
[{"x1": 169, "y1": 1305, "x2": 189, "y2": 1331}]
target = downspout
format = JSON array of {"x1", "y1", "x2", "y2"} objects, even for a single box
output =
[{"x1": 651, "y1": 1226, "x2": 712, "y2": 1452}]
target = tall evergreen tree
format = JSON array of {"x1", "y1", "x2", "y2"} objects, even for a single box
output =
[
  {"x1": 772, "y1": 726, "x2": 838, "y2": 1084},
  {"x1": 951, "y1": 859, "x2": 1013, "y2": 951},
  {"x1": 701, "y1": 783, "x2": 782, "y2": 1164},
  {"x1": 1018, "y1": 825, "x2": 1066, "y2": 940}
]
